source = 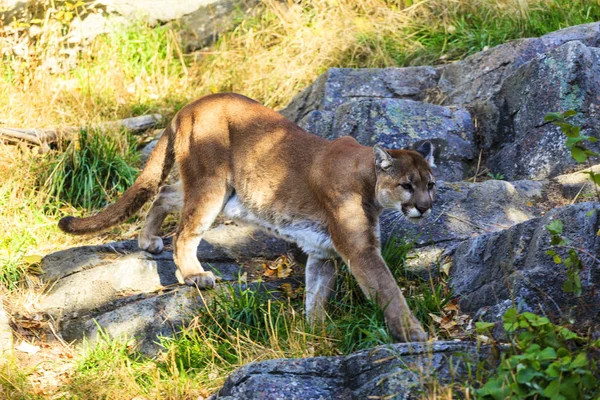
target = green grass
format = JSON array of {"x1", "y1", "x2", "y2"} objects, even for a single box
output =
[
  {"x1": 347, "y1": 0, "x2": 600, "y2": 67},
  {"x1": 0, "y1": 358, "x2": 40, "y2": 400},
  {"x1": 60, "y1": 237, "x2": 453, "y2": 396},
  {"x1": 35, "y1": 128, "x2": 140, "y2": 211}
]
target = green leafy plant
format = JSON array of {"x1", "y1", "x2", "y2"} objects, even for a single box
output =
[
  {"x1": 543, "y1": 111, "x2": 600, "y2": 296},
  {"x1": 545, "y1": 220, "x2": 588, "y2": 296},
  {"x1": 544, "y1": 110, "x2": 600, "y2": 200},
  {"x1": 476, "y1": 308, "x2": 599, "y2": 400},
  {"x1": 544, "y1": 110, "x2": 599, "y2": 166},
  {"x1": 487, "y1": 172, "x2": 505, "y2": 180}
]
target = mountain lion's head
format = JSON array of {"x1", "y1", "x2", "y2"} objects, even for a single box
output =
[{"x1": 374, "y1": 142, "x2": 436, "y2": 223}]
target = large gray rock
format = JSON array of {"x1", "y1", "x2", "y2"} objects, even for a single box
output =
[
  {"x1": 481, "y1": 41, "x2": 600, "y2": 180},
  {"x1": 450, "y1": 202, "x2": 600, "y2": 328},
  {"x1": 179, "y1": 0, "x2": 259, "y2": 51},
  {"x1": 37, "y1": 223, "x2": 294, "y2": 355},
  {"x1": 433, "y1": 23, "x2": 600, "y2": 181},
  {"x1": 212, "y1": 341, "x2": 485, "y2": 400},
  {"x1": 330, "y1": 99, "x2": 474, "y2": 182},
  {"x1": 280, "y1": 67, "x2": 440, "y2": 123},
  {"x1": 438, "y1": 22, "x2": 600, "y2": 106},
  {"x1": 281, "y1": 68, "x2": 474, "y2": 182},
  {"x1": 383, "y1": 179, "x2": 547, "y2": 274}
]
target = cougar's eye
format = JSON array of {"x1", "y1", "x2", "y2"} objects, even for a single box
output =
[
  {"x1": 400, "y1": 183, "x2": 413, "y2": 192},
  {"x1": 428, "y1": 182, "x2": 436, "y2": 190}
]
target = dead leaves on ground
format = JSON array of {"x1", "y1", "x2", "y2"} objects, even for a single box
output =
[
  {"x1": 429, "y1": 299, "x2": 472, "y2": 339},
  {"x1": 261, "y1": 255, "x2": 304, "y2": 299},
  {"x1": 262, "y1": 254, "x2": 295, "y2": 279}
]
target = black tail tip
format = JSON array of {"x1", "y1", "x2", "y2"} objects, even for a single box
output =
[{"x1": 58, "y1": 216, "x2": 76, "y2": 233}]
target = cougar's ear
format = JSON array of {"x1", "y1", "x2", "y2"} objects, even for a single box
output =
[
  {"x1": 417, "y1": 141, "x2": 435, "y2": 168},
  {"x1": 374, "y1": 145, "x2": 393, "y2": 171}
]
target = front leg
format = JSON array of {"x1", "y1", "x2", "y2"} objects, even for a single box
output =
[
  {"x1": 305, "y1": 255, "x2": 337, "y2": 322},
  {"x1": 328, "y1": 198, "x2": 427, "y2": 342}
]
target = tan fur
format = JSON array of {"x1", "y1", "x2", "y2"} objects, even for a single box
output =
[{"x1": 58, "y1": 93, "x2": 438, "y2": 342}]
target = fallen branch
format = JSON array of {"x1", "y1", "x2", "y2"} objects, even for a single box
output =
[{"x1": 0, "y1": 114, "x2": 163, "y2": 146}]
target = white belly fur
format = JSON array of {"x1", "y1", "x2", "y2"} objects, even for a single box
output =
[{"x1": 222, "y1": 194, "x2": 336, "y2": 257}]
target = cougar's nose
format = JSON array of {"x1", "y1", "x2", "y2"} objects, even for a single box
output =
[{"x1": 415, "y1": 205, "x2": 429, "y2": 215}]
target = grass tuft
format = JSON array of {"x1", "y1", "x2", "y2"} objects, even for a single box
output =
[{"x1": 35, "y1": 128, "x2": 139, "y2": 210}]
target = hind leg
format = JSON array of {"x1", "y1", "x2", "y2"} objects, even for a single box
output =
[
  {"x1": 174, "y1": 177, "x2": 229, "y2": 289},
  {"x1": 139, "y1": 182, "x2": 183, "y2": 254},
  {"x1": 305, "y1": 255, "x2": 337, "y2": 322}
]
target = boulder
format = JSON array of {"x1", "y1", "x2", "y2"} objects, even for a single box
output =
[
  {"x1": 384, "y1": 179, "x2": 547, "y2": 275},
  {"x1": 450, "y1": 202, "x2": 600, "y2": 328},
  {"x1": 94, "y1": 0, "x2": 226, "y2": 25},
  {"x1": 211, "y1": 341, "x2": 486, "y2": 400},
  {"x1": 438, "y1": 22, "x2": 600, "y2": 106},
  {"x1": 280, "y1": 67, "x2": 440, "y2": 123},
  {"x1": 481, "y1": 41, "x2": 600, "y2": 180},
  {"x1": 178, "y1": 0, "x2": 259, "y2": 51},
  {"x1": 434, "y1": 23, "x2": 600, "y2": 181},
  {"x1": 88, "y1": 0, "x2": 258, "y2": 50},
  {"x1": 281, "y1": 68, "x2": 474, "y2": 182},
  {"x1": 330, "y1": 99, "x2": 474, "y2": 182}
]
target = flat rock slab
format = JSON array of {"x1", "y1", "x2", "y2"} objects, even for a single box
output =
[
  {"x1": 60, "y1": 286, "x2": 209, "y2": 356},
  {"x1": 212, "y1": 341, "x2": 485, "y2": 400},
  {"x1": 450, "y1": 201, "x2": 600, "y2": 328},
  {"x1": 38, "y1": 223, "x2": 294, "y2": 355}
]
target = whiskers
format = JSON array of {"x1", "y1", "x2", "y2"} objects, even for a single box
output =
[{"x1": 380, "y1": 209, "x2": 407, "y2": 233}]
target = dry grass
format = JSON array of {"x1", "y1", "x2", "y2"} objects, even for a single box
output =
[{"x1": 2, "y1": 0, "x2": 593, "y2": 128}]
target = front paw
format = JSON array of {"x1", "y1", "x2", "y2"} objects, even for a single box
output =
[
  {"x1": 138, "y1": 235, "x2": 164, "y2": 254},
  {"x1": 184, "y1": 271, "x2": 217, "y2": 289},
  {"x1": 405, "y1": 321, "x2": 428, "y2": 342},
  {"x1": 390, "y1": 315, "x2": 429, "y2": 342}
]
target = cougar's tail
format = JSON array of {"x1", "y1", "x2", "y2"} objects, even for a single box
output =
[{"x1": 58, "y1": 122, "x2": 176, "y2": 235}]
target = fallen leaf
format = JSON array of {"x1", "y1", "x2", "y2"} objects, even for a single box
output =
[
  {"x1": 16, "y1": 341, "x2": 40, "y2": 354},
  {"x1": 440, "y1": 261, "x2": 452, "y2": 276},
  {"x1": 262, "y1": 255, "x2": 295, "y2": 279},
  {"x1": 277, "y1": 263, "x2": 292, "y2": 278},
  {"x1": 23, "y1": 254, "x2": 43, "y2": 264},
  {"x1": 443, "y1": 299, "x2": 459, "y2": 313},
  {"x1": 280, "y1": 283, "x2": 293, "y2": 297},
  {"x1": 262, "y1": 263, "x2": 278, "y2": 278},
  {"x1": 428, "y1": 313, "x2": 442, "y2": 324}
]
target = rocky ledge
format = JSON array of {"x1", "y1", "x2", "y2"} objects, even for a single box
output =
[{"x1": 211, "y1": 341, "x2": 488, "y2": 400}]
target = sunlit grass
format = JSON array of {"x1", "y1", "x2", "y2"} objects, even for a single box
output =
[
  {"x1": 60, "y1": 237, "x2": 453, "y2": 397},
  {"x1": 0, "y1": 357, "x2": 39, "y2": 400},
  {"x1": 35, "y1": 128, "x2": 139, "y2": 210}
]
